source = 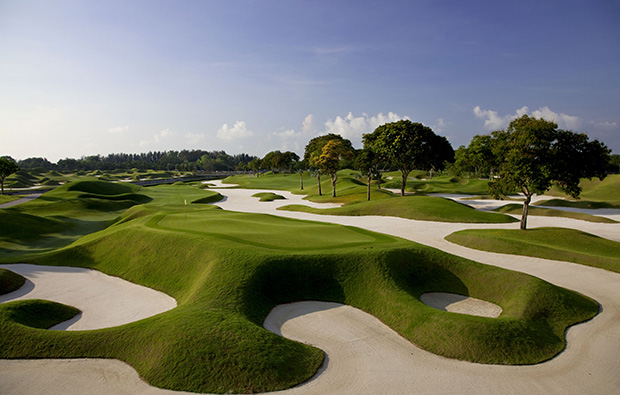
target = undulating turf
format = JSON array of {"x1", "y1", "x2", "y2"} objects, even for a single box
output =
[
  {"x1": 535, "y1": 199, "x2": 620, "y2": 210},
  {"x1": 280, "y1": 195, "x2": 518, "y2": 223},
  {"x1": 0, "y1": 195, "x2": 21, "y2": 205},
  {"x1": 251, "y1": 192, "x2": 286, "y2": 202},
  {"x1": 546, "y1": 174, "x2": 620, "y2": 204},
  {"x1": 0, "y1": 179, "x2": 600, "y2": 393},
  {"x1": 494, "y1": 203, "x2": 617, "y2": 223},
  {"x1": 446, "y1": 227, "x2": 620, "y2": 273},
  {"x1": 0, "y1": 268, "x2": 26, "y2": 295}
]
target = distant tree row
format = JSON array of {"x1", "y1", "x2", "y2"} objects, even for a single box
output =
[{"x1": 17, "y1": 150, "x2": 258, "y2": 172}]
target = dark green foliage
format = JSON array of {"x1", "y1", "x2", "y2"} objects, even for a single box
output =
[{"x1": 363, "y1": 120, "x2": 454, "y2": 196}]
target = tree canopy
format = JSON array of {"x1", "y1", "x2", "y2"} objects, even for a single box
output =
[
  {"x1": 0, "y1": 156, "x2": 20, "y2": 195},
  {"x1": 363, "y1": 120, "x2": 454, "y2": 196},
  {"x1": 487, "y1": 114, "x2": 611, "y2": 229},
  {"x1": 304, "y1": 134, "x2": 354, "y2": 196}
]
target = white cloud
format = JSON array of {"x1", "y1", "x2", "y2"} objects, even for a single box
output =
[
  {"x1": 474, "y1": 106, "x2": 582, "y2": 130},
  {"x1": 302, "y1": 114, "x2": 317, "y2": 135},
  {"x1": 324, "y1": 112, "x2": 409, "y2": 144},
  {"x1": 592, "y1": 121, "x2": 618, "y2": 131},
  {"x1": 108, "y1": 125, "x2": 129, "y2": 134},
  {"x1": 216, "y1": 121, "x2": 253, "y2": 141},
  {"x1": 531, "y1": 106, "x2": 581, "y2": 130}
]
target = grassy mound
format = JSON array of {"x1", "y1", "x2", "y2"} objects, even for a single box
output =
[
  {"x1": 0, "y1": 299, "x2": 80, "y2": 329},
  {"x1": 446, "y1": 227, "x2": 620, "y2": 273},
  {"x1": 0, "y1": 199, "x2": 598, "y2": 393},
  {"x1": 191, "y1": 191, "x2": 224, "y2": 204},
  {"x1": 535, "y1": 199, "x2": 620, "y2": 210},
  {"x1": 281, "y1": 195, "x2": 518, "y2": 223},
  {"x1": 547, "y1": 174, "x2": 620, "y2": 204},
  {"x1": 494, "y1": 203, "x2": 617, "y2": 223},
  {"x1": 0, "y1": 268, "x2": 26, "y2": 295},
  {"x1": 252, "y1": 192, "x2": 286, "y2": 202},
  {"x1": 66, "y1": 180, "x2": 141, "y2": 195}
]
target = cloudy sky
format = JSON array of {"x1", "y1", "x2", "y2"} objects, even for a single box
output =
[{"x1": 1, "y1": 0, "x2": 619, "y2": 161}]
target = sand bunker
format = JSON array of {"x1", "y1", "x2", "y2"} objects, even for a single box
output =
[
  {"x1": 0, "y1": 264, "x2": 177, "y2": 330},
  {"x1": 420, "y1": 292, "x2": 502, "y2": 318}
]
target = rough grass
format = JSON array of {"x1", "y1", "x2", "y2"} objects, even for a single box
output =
[
  {"x1": 0, "y1": 180, "x2": 599, "y2": 393},
  {"x1": 0, "y1": 195, "x2": 21, "y2": 205},
  {"x1": 494, "y1": 203, "x2": 618, "y2": 223},
  {"x1": 446, "y1": 227, "x2": 620, "y2": 273},
  {"x1": 281, "y1": 195, "x2": 518, "y2": 223},
  {"x1": 0, "y1": 268, "x2": 26, "y2": 295},
  {"x1": 252, "y1": 192, "x2": 286, "y2": 202}
]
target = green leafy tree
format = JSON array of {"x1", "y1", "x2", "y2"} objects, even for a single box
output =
[
  {"x1": 354, "y1": 148, "x2": 383, "y2": 201},
  {"x1": 304, "y1": 134, "x2": 353, "y2": 196},
  {"x1": 488, "y1": 115, "x2": 611, "y2": 230},
  {"x1": 363, "y1": 120, "x2": 454, "y2": 196},
  {"x1": 315, "y1": 139, "x2": 354, "y2": 197},
  {"x1": 0, "y1": 156, "x2": 20, "y2": 195}
]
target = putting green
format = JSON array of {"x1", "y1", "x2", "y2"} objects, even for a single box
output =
[{"x1": 155, "y1": 210, "x2": 394, "y2": 250}]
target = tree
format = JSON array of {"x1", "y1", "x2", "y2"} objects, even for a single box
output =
[
  {"x1": 304, "y1": 134, "x2": 353, "y2": 196},
  {"x1": 315, "y1": 139, "x2": 354, "y2": 197},
  {"x1": 0, "y1": 156, "x2": 20, "y2": 195},
  {"x1": 363, "y1": 120, "x2": 454, "y2": 196},
  {"x1": 355, "y1": 148, "x2": 382, "y2": 201},
  {"x1": 488, "y1": 114, "x2": 611, "y2": 230}
]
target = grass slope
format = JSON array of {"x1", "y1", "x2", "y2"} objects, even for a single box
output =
[
  {"x1": 0, "y1": 268, "x2": 26, "y2": 295},
  {"x1": 546, "y1": 174, "x2": 620, "y2": 204},
  {"x1": 494, "y1": 204, "x2": 617, "y2": 223},
  {"x1": 0, "y1": 180, "x2": 598, "y2": 393},
  {"x1": 281, "y1": 195, "x2": 517, "y2": 223},
  {"x1": 446, "y1": 227, "x2": 620, "y2": 273},
  {"x1": 252, "y1": 192, "x2": 286, "y2": 202},
  {"x1": 535, "y1": 199, "x2": 620, "y2": 210}
]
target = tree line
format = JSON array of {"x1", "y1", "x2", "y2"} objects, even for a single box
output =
[
  {"x1": 5, "y1": 115, "x2": 616, "y2": 229},
  {"x1": 16, "y1": 150, "x2": 258, "y2": 172}
]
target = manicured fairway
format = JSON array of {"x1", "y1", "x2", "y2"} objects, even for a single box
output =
[{"x1": 446, "y1": 227, "x2": 620, "y2": 273}]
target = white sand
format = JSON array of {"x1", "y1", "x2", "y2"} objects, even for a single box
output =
[
  {"x1": 420, "y1": 292, "x2": 502, "y2": 318},
  {"x1": 2, "y1": 182, "x2": 620, "y2": 394},
  {"x1": 0, "y1": 264, "x2": 176, "y2": 330}
]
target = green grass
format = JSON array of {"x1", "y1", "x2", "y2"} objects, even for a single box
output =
[
  {"x1": 281, "y1": 195, "x2": 518, "y2": 223},
  {"x1": 381, "y1": 172, "x2": 493, "y2": 195},
  {"x1": 446, "y1": 227, "x2": 620, "y2": 273},
  {"x1": 252, "y1": 192, "x2": 286, "y2": 202},
  {"x1": 0, "y1": 299, "x2": 80, "y2": 329},
  {"x1": 535, "y1": 199, "x2": 620, "y2": 209},
  {"x1": 0, "y1": 268, "x2": 26, "y2": 295},
  {"x1": 0, "y1": 195, "x2": 21, "y2": 205},
  {"x1": 0, "y1": 179, "x2": 599, "y2": 393},
  {"x1": 494, "y1": 203, "x2": 618, "y2": 223},
  {"x1": 546, "y1": 174, "x2": 620, "y2": 204}
]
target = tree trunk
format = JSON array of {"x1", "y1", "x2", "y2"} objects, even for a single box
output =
[
  {"x1": 331, "y1": 173, "x2": 337, "y2": 197},
  {"x1": 317, "y1": 172, "x2": 322, "y2": 196},
  {"x1": 520, "y1": 194, "x2": 531, "y2": 230},
  {"x1": 400, "y1": 170, "x2": 409, "y2": 197}
]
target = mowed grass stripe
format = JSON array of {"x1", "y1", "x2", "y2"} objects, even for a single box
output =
[{"x1": 446, "y1": 227, "x2": 620, "y2": 273}]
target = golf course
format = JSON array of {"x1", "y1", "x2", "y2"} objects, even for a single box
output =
[{"x1": 1, "y1": 171, "x2": 620, "y2": 394}]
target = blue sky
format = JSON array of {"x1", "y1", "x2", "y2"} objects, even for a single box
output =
[{"x1": 1, "y1": 0, "x2": 619, "y2": 161}]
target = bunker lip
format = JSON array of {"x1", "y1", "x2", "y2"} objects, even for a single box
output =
[
  {"x1": 420, "y1": 292, "x2": 502, "y2": 318},
  {"x1": 0, "y1": 263, "x2": 177, "y2": 331}
]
